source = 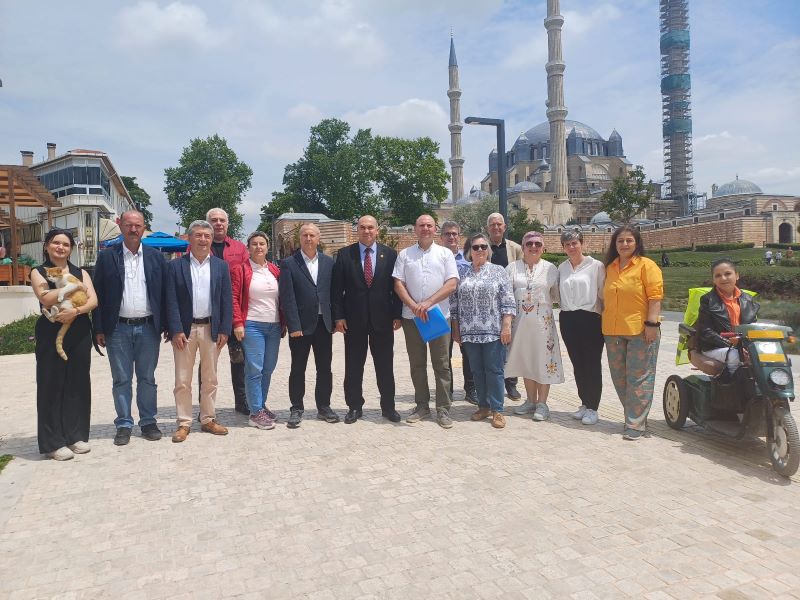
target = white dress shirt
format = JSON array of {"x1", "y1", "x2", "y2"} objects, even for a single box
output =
[
  {"x1": 392, "y1": 242, "x2": 459, "y2": 319},
  {"x1": 359, "y1": 242, "x2": 378, "y2": 275},
  {"x1": 119, "y1": 244, "x2": 151, "y2": 318},
  {"x1": 190, "y1": 253, "x2": 212, "y2": 319},
  {"x1": 302, "y1": 250, "x2": 322, "y2": 314},
  {"x1": 557, "y1": 255, "x2": 605, "y2": 314}
]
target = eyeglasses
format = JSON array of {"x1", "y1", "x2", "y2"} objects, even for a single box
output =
[
  {"x1": 442, "y1": 231, "x2": 459, "y2": 237},
  {"x1": 524, "y1": 241, "x2": 543, "y2": 248},
  {"x1": 471, "y1": 244, "x2": 489, "y2": 251}
]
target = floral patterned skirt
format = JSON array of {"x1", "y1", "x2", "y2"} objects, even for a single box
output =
[{"x1": 505, "y1": 302, "x2": 565, "y2": 384}]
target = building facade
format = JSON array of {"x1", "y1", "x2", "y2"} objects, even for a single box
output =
[{"x1": 15, "y1": 144, "x2": 135, "y2": 267}]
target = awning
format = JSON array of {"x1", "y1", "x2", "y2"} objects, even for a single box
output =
[{"x1": 102, "y1": 231, "x2": 188, "y2": 252}]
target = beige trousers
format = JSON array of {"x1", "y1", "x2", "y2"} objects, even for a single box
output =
[{"x1": 173, "y1": 323, "x2": 220, "y2": 426}]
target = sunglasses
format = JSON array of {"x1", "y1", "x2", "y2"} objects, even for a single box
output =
[
  {"x1": 471, "y1": 244, "x2": 489, "y2": 251},
  {"x1": 524, "y1": 241, "x2": 544, "y2": 248}
]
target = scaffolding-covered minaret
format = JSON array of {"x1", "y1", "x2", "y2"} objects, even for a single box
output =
[
  {"x1": 660, "y1": 0, "x2": 695, "y2": 214},
  {"x1": 447, "y1": 36, "x2": 464, "y2": 203}
]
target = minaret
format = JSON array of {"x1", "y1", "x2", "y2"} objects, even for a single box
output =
[
  {"x1": 544, "y1": 0, "x2": 571, "y2": 224},
  {"x1": 447, "y1": 35, "x2": 464, "y2": 203}
]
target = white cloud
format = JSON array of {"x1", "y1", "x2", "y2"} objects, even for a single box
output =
[
  {"x1": 344, "y1": 99, "x2": 448, "y2": 139},
  {"x1": 115, "y1": 1, "x2": 224, "y2": 49},
  {"x1": 287, "y1": 103, "x2": 324, "y2": 122}
]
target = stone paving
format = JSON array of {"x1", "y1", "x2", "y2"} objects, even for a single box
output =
[{"x1": 1, "y1": 316, "x2": 800, "y2": 599}]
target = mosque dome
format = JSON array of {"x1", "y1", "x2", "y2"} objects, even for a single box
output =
[
  {"x1": 712, "y1": 177, "x2": 763, "y2": 197},
  {"x1": 519, "y1": 119, "x2": 605, "y2": 146},
  {"x1": 589, "y1": 211, "x2": 613, "y2": 225},
  {"x1": 510, "y1": 181, "x2": 543, "y2": 193}
]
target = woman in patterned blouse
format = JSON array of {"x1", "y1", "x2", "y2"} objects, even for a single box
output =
[{"x1": 451, "y1": 233, "x2": 516, "y2": 428}]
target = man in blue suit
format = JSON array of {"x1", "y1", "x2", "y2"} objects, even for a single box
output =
[
  {"x1": 165, "y1": 220, "x2": 232, "y2": 443},
  {"x1": 93, "y1": 210, "x2": 167, "y2": 446},
  {"x1": 279, "y1": 223, "x2": 340, "y2": 428}
]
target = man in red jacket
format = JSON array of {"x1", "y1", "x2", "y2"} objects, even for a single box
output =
[{"x1": 204, "y1": 208, "x2": 249, "y2": 415}]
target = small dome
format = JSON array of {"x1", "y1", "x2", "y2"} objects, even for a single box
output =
[
  {"x1": 510, "y1": 181, "x2": 543, "y2": 193},
  {"x1": 590, "y1": 211, "x2": 613, "y2": 225},
  {"x1": 609, "y1": 129, "x2": 622, "y2": 140},
  {"x1": 712, "y1": 177, "x2": 763, "y2": 197},
  {"x1": 489, "y1": 148, "x2": 497, "y2": 155}
]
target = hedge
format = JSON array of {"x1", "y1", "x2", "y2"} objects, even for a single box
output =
[{"x1": 766, "y1": 242, "x2": 798, "y2": 249}]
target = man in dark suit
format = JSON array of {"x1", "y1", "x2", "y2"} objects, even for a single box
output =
[
  {"x1": 165, "y1": 219, "x2": 232, "y2": 443},
  {"x1": 332, "y1": 215, "x2": 402, "y2": 423},
  {"x1": 93, "y1": 210, "x2": 167, "y2": 446},
  {"x1": 279, "y1": 222, "x2": 339, "y2": 428}
]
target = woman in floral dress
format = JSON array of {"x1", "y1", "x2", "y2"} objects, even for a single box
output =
[{"x1": 505, "y1": 231, "x2": 564, "y2": 421}]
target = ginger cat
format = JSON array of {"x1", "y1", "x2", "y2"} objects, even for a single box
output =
[{"x1": 42, "y1": 267, "x2": 89, "y2": 361}]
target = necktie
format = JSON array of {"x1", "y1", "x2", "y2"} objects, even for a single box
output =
[{"x1": 364, "y1": 247, "x2": 373, "y2": 287}]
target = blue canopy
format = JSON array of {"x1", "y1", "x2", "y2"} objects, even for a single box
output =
[{"x1": 101, "y1": 231, "x2": 188, "y2": 252}]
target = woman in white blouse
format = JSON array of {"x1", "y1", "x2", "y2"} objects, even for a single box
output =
[
  {"x1": 557, "y1": 229, "x2": 605, "y2": 425},
  {"x1": 231, "y1": 232, "x2": 285, "y2": 431},
  {"x1": 505, "y1": 231, "x2": 564, "y2": 422}
]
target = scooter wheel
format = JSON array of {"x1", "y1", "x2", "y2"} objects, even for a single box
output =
[
  {"x1": 663, "y1": 375, "x2": 690, "y2": 429},
  {"x1": 769, "y1": 408, "x2": 800, "y2": 478}
]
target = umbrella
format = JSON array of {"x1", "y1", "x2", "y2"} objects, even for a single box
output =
[{"x1": 101, "y1": 231, "x2": 188, "y2": 252}]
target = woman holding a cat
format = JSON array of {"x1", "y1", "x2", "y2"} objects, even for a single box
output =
[{"x1": 30, "y1": 228, "x2": 98, "y2": 461}]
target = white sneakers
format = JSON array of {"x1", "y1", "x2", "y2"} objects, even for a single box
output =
[
  {"x1": 514, "y1": 400, "x2": 535, "y2": 415},
  {"x1": 571, "y1": 405, "x2": 598, "y2": 425},
  {"x1": 69, "y1": 441, "x2": 91, "y2": 454},
  {"x1": 46, "y1": 447, "x2": 74, "y2": 461}
]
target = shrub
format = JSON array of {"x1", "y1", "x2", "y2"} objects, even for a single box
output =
[
  {"x1": 693, "y1": 242, "x2": 754, "y2": 252},
  {"x1": 766, "y1": 243, "x2": 797, "y2": 250},
  {"x1": 0, "y1": 314, "x2": 37, "y2": 355},
  {"x1": 737, "y1": 272, "x2": 800, "y2": 299}
]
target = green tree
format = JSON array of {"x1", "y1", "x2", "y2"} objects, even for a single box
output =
[
  {"x1": 121, "y1": 176, "x2": 154, "y2": 229},
  {"x1": 600, "y1": 165, "x2": 652, "y2": 224},
  {"x1": 263, "y1": 119, "x2": 378, "y2": 222},
  {"x1": 452, "y1": 194, "x2": 498, "y2": 234},
  {"x1": 373, "y1": 136, "x2": 449, "y2": 225},
  {"x1": 506, "y1": 207, "x2": 544, "y2": 243},
  {"x1": 164, "y1": 134, "x2": 253, "y2": 238}
]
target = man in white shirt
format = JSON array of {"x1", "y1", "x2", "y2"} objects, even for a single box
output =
[
  {"x1": 93, "y1": 210, "x2": 167, "y2": 446},
  {"x1": 165, "y1": 220, "x2": 233, "y2": 442},
  {"x1": 393, "y1": 214, "x2": 459, "y2": 428}
]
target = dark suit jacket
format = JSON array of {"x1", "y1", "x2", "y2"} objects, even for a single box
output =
[
  {"x1": 279, "y1": 250, "x2": 334, "y2": 335},
  {"x1": 165, "y1": 253, "x2": 232, "y2": 341},
  {"x1": 697, "y1": 288, "x2": 760, "y2": 352},
  {"x1": 332, "y1": 242, "x2": 401, "y2": 333},
  {"x1": 92, "y1": 244, "x2": 167, "y2": 338}
]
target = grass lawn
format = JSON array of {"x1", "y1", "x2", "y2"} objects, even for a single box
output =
[
  {"x1": 0, "y1": 454, "x2": 12, "y2": 474},
  {"x1": 0, "y1": 314, "x2": 37, "y2": 356}
]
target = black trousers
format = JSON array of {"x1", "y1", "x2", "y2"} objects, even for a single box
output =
[
  {"x1": 448, "y1": 332, "x2": 475, "y2": 393},
  {"x1": 36, "y1": 316, "x2": 92, "y2": 454},
  {"x1": 559, "y1": 310, "x2": 605, "y2": 411},
  {"x1": 343, "y1": 325, "x2": 395, "y2": 412},
  {"x1": 288, "y1": 316, "x2": 333, "y2": 411}
]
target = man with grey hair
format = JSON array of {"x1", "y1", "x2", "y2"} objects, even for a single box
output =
[
  {"x1": 486, "y1": 212, "x2": 523, "y2": 400},
  {"x1": 166, "y1": 219, "x2": 233, "y2": 442},
  {"x1": 205, "y1": 207, "x2": 249, "y2": 415},
  {"x1": 439, "y1": 221, "x2": 476, "y2": 405},
  {"x1": 93, "y1": 210, "x2": 167, "y2": 445}
]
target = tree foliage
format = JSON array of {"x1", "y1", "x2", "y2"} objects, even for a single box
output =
[
  {"x1": 121, "y1": 176, "x2": 154, "y2": 229},
  {"x1": 164, "y1": 134, "x2": 253, "y2": 238},
  {"x1": 600, "y1": 165, "x2": 652, "y2": 224},
  {"x1": 506, "y1": 207, "x2": 544, "y2": 244},
  {"x1": 372, "y1": 136, "x2": 449, "y2": 226},
  {"x1": 262, "y1": 119, "x2": 449, "y2": 226},
  {"x1": 452, "y1": 194, "x2": 499, "y2": 235}
]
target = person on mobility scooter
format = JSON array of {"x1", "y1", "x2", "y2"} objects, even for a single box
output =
[{"x1": 665, "y1": 258, "x2": 798, "y2": 477}]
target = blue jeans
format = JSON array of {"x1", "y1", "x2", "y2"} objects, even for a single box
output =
[
  {"x1": 463, "y1": 339, "x2": 505, "y2": 412},
  {"x1": 240, "y1": 321, "x2": 281, "y2": 414},
  {"x1": 106, "y1": 320, "x2": 161, "y2": 429}
]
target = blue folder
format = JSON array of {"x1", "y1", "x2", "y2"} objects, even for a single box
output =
[{"x1": 413, "y1": 305, "x2": 451, "y2": 343}]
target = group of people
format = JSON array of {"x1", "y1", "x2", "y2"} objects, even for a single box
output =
[{"x1": 34, "y1": 205, "x2": 683, "y2": 461}]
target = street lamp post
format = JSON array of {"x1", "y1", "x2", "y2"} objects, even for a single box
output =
[{"x1": 465, "y1": 116, "x2": 507, "y2": 223}]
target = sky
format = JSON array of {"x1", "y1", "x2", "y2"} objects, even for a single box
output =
[{"x1": 1, "y1": 0, "x2": 798, "y2": 236}]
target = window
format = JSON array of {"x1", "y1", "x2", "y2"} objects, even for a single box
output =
[
  {"x1": 719, "y1": 212, "x2": 725, "y2": 220},
  {"x1": 88, "y1": 167, "x2": 101, "y2": 186},
  {"x1": 88, "y1": 187, "x2": 103, "y2": 196},
  {"x1": 73, "y1": 166, "x2": 88, "y2": 184},
  {"x1": 514, "y1": 174, "x2": 519, "y2": 184},
  {"x1": 21, "y1": 222, "x2": 42, "y2": 244},
  {"x1": 693, "y1": 217, "x2": 699, "y2": 224},
  {"x1": 67, "y1": 187, "x2": 88, "y2": 196},
  {"x1": 744, "y1": 208, "x2": 751, "y2": 216},
  {"x1": 672, "y1": 220, "x2": 676, "y2": 227},
  {"x1": 773, "y1": 204, "x2": 778, "y2": 211}
]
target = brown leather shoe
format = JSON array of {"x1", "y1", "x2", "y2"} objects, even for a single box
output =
[
  {"x1": 470, "y1": 407, "x2": 491, "y2": 421},
  {"x1": 201, "y1": 420, "x2": 229, "y2": 436},
  {"x1": 491, "y1": 412, "x2": 506, "y2": 429},
  {"x1": 172, "y1": 426, "x2": 190, "y2": 443}
]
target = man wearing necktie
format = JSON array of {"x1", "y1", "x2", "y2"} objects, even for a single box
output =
[{"x1": 332, "y1": 215, "x2": 402, "y2": 423}]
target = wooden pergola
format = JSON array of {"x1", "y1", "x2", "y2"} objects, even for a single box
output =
[{"x1": 0, "y1": 165, "x2": 61, "y2": 284}]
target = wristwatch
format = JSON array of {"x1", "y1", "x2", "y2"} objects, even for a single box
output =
[{"x1": 644, "y1": 320, "x2": 661, "y2": 328}]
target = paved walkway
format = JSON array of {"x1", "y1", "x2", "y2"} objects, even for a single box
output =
[{"x1": 1, "y1": 318, "x2": 800, "y2": 599}]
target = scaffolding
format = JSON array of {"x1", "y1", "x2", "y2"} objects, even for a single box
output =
[{"x1": 660, "y1": 0, "x2": 696, "y2": 215}]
